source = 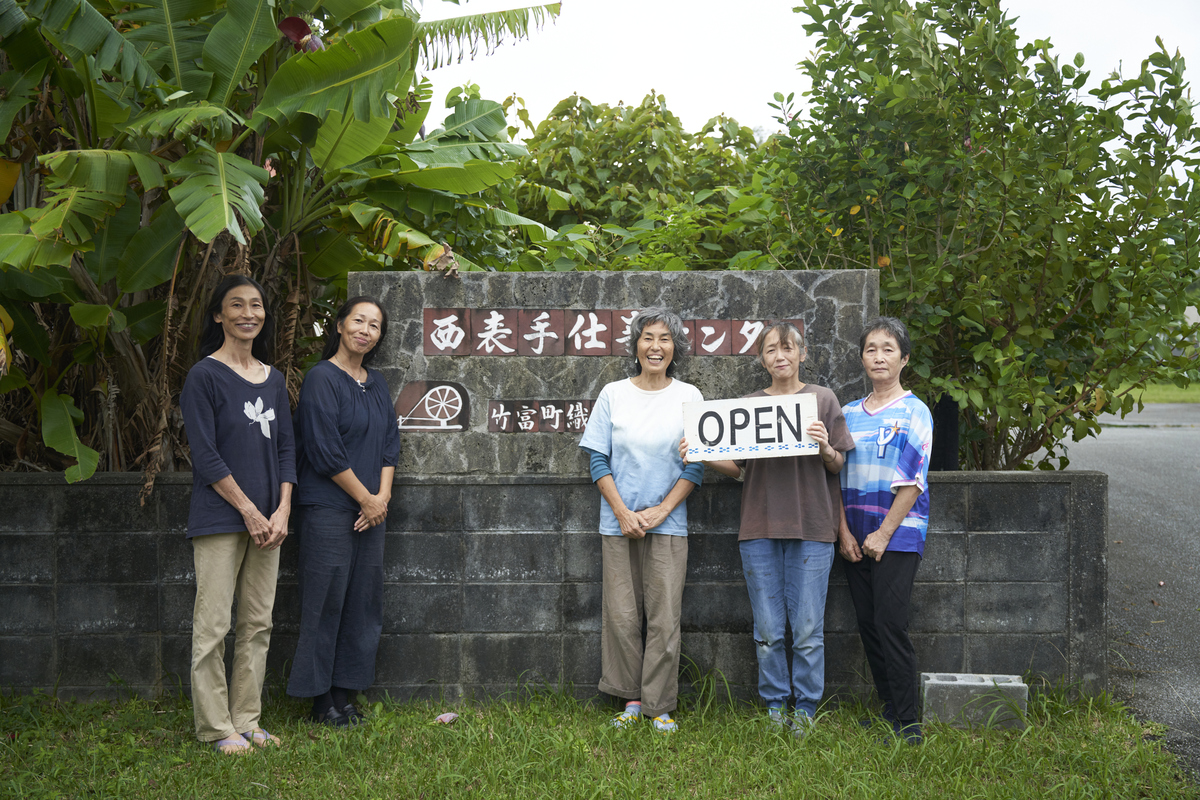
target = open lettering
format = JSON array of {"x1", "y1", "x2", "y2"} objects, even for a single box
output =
[{"x1": 697, "y1": 403, "x2": 805, "y2": 446}]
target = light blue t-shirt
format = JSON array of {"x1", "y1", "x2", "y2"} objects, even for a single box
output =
[
  {"x1": 579, "y1": 377, "x2": 704, "y2": 536},
  {"x1": 840, "y1": 391, "x2": 933, "y2": 556}
]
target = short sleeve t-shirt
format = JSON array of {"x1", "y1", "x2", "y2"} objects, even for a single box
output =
[
  {"x1": 735, "y1": 384, "x2": 855, "y2": 542},
  {"x1": 579, "y1": 377, "x2": 704, "y2": 536},
  {"x1": 839, "y1": 391, "x2": 933, "y2": 556}
]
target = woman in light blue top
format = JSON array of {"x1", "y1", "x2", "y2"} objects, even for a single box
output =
[{"x1": 579, "y1": 307, "x2": 703, "y2": 733}]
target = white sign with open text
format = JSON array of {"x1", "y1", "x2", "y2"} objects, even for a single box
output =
[{"x1": 683, "y1": 394, "x2": 819, "y2": 461}]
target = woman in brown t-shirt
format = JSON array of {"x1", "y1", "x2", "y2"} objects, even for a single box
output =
[{"x1": 682, "y1": 321, "x2": 854, "y2": 733}]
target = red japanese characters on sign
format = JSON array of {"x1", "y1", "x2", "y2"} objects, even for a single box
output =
[
  {"x1": 487, "y1": 400, "x2": 594, "y2": 433},
  {"x1": 423, "y1": 310, "x2": 804, "y2": 357},
  {"x1": 517, "y1": 310, "x2": 565, "y2": 356},
  {"x1": 423, "y1": 309, "x2": 471, "y2": 356}
]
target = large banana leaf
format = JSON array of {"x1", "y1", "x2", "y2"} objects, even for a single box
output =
[
  {"x1": 341, "y1": 201, "x2": 435, "y2": 259},
  {"x1": 369, "y1": 184, "x2": 457, "y2": 218},
  {"x1": 365, "y1": 155, "x2": 515, "y2": 193},
  {"x1": 122, "y1": 298, "x2": 166, "y2": 344},
  {"x1": 24, "y1": 0, "x2": 157, "y2": 88},
  {"x1": 91, "y1": 81, "x2": 132, "y2": 139},
  {"x1": 41, "y1": 388, "x2": 100, "y2": 483},
  {"x1": 252, "y1": 16, "x2": 415, "y2": 130},
  {"x1": 319, "y1": 0, "x2": 377, "y2": 25},
  {"x1": 313, "y1": 104, "x2": 397, "y2": 173},
  {"x1": 202, "y1": 0, "x2": 277, "y2": 107},
  {"x1": 516, "y1": 180, "x2": 573, "y2": 213},
  {"x1": 427, "y1": 98, "x2": 508, "y2": 141},
  {"x1": 116, "y1": 201, "x2": 184, "y2": 291},
  {"x1": 30, "y1": 150, "x2": 163, "y2": 244},
  {"x1": 405, "y1": 138, "x2": 525, "y2": 167},
  {"x1": 120, "y1": 0, "x2": 216, "y2": 95},
  {"x1": 3, "y1": 301, "x2": 51, "y2": 366},
  {"x1": 42, "y1": 149, "x2": 164, "y2": 194},
  {"x1": 413, "y1": 3, "x2": 559, "y2": 70},
  {"x1": 0, "y1": 0, "x2": 29, "y2": 39},
  {"x1": 468, "y1": 201, "x2": 553, "y2": 243},
  {"x1": 0, "y1": 233, "x2": 77, "y2": 269},
  {"x1": 122, "y1": 103, "x2": 242, "y2": 141},
  {"x1": 167, "y1": 144, "x2": 267, "y2": 244},
  {"x1": 84, "y1": 190, "x2": 140, "y2": 285},
  {"x1": 300, "y1": 227, "x2": 372, "y2": 278},
  {"x1": 69, "y1": 301, "x2": 126, "y2": 331},
  {"x1": 29, "y1": 187, "x2": 123, "y2": 244},
  {"x1": 0, "y1": 58, "x2": 49, "y2": 141}
]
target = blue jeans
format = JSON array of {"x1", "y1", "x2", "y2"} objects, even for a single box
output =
[{"x1": 739, "y1": 538, "x2": 835, "y2": 717}]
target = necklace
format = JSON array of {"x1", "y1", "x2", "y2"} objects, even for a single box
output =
[{"x1": 332, "y1": 355, "x2": 367, "y2": 392}]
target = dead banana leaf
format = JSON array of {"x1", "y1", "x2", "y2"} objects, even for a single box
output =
[
  {"x1": 422, "y1": 243, "x2": 460, "y2": 279},
  {"x1": 0, "y1": 302, "x2": 13, "y2": 378}
]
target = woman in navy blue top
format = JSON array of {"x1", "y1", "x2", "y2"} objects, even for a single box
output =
[
  {"x1": 180, "y1": 275, "x2": 296, "y2": 754},
  {"x1": 288, "y1": 296, "x2": 400, "y2": 727}
]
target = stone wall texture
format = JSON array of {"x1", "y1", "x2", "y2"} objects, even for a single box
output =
[
  {"x1": 0, "y1": 470, "x2": 1106, "y2": 702},
  {"x1": 357, "y1": 271, "x2": 877, "y2": 477}
]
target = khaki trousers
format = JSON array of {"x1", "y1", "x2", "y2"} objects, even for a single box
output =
[
  {"x1": 599, "y1": 533, "x2": 688, "y2": 719},
  {"x1": 191, "y1": 531, "x2": 279, "y2": 742}
]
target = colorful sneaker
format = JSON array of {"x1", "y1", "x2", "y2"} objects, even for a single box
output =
[
  {"x1": 766, "y1": 707, "x2": 790, "y2": 730},
  {"x1": 792, "y1": 711, "x2": 815, "y2": 739},
  {"x1": 651, "y1": 715, "x2": 678, "y2": 734},
  {"x1": 611, "y1": 703, "x2": 642, "y2": 729}
]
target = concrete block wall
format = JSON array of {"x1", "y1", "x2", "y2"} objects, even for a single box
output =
[
  {"x1": 0, "y1": 272, "x2": 1106, "y2": 701},
  {"x1": 0, "y1": 469, "x2": 1106, "y2": 701}
]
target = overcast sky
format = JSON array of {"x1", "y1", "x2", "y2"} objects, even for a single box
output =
[{"x1": 419, "y1": 0, "x2": 1200, "y2": 138}]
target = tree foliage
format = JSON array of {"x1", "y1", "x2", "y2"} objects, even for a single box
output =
[
  {"x1": 0, "y1": 0, "x2": 557, "y2": 484},
  {"x1": 510, "y1": 92, "x2": 763, "y2": 271},
  {"x1": 745, "y1": 0, "x2": 1200, "y2": 468}
]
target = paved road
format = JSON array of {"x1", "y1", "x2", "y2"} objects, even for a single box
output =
[{"x1": 1063, "y1": 404, "x2": 1200, "y2": 775}]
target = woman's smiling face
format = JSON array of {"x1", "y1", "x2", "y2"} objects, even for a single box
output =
[
  {"x1": 214, "y1": 286, "x2": 265, "y2": 344},
  {"x1": 636, "y1": 321, "x2": 675, "y2": 377},
  {"x1": 338, "y1": 302, "x2": 383, "y2": 358}
]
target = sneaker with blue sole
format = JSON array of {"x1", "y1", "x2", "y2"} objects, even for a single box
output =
[
  {"x1": 611, "y1": 704, "x2": 641, "y2": 729},
  {"x1": 650, "y1": 715, "x2": 678, "y2": 734}
]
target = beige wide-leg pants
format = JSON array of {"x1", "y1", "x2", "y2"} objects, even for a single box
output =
[
  {"x1": 191, "y1": 531, "x2": 279, "y2": 742},
  {"x1": 599, "y1": 533, "x2": 688, "y2": 720}
]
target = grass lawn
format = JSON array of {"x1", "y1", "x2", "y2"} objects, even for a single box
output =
[
  {"x1": 1128, "y1": 382, "x2": 1200, "y2": 404},
  {"x1": 2, "y1": 683, "x2": 1196, "y2": 799}
]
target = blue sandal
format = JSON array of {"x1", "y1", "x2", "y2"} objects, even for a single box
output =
[
  {"x1": 240, "y1": 728, "x2": 281, "y2": 748},
  {"x1": 212, "y1": 733, "x2": 252, "y2": 754}
]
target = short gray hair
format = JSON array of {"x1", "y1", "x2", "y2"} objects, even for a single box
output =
[
  {"x1": 859, "y1": 316, "x2": 911, "y2": 358},
  {"x1": 626, "y1": 306, "x2": 690, "y2": 377}
]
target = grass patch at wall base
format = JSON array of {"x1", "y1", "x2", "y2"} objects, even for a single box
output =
[{"x1": 1, "y1": 687, "x2": 1193, "y2": 799}]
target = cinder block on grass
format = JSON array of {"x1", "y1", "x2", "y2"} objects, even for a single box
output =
[{"x1": 921, "y1": 672, "x2": 1028, "y2": 729}]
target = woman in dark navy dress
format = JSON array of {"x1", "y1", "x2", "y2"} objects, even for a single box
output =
[{"x1": 288, "y1": 296, "x2": 400, "y2": 726}]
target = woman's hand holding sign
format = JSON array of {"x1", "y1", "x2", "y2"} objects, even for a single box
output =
[{"x1": 807, "y1": 419, "x2": 843, "y2": 472}]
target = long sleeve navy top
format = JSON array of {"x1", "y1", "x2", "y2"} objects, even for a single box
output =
[
  {"x1": 179, "y1": 357, "x2": 297, "y2": 538},
  {"x1": 294, "y1": 359, "x2": 401, "y2": 511}
]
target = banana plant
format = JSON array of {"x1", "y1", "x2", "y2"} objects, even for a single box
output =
[{"x1": 0, "y1": 0, "x2": 560, "y2": 482}]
